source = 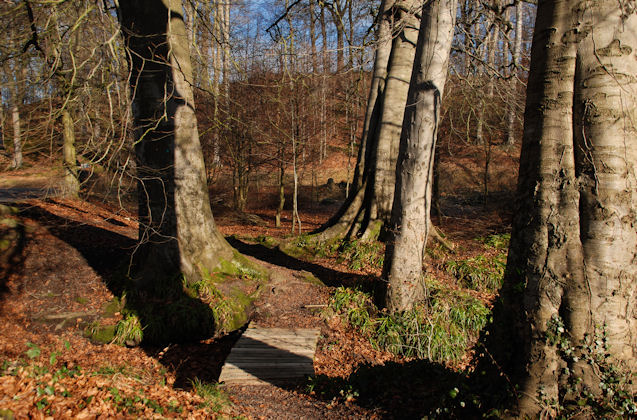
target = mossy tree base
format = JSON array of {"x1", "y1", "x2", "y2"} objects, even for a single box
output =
[{"x1": 87, "y1": 253, "x2": 269, "y2": 346}]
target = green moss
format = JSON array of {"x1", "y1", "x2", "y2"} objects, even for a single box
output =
[
  {"x1": 0, "y1": 218, "x2": 18, "y2": 229},
  {"x1": 279, "y1": 234, "x2": 317, "y2": 260},
  {"x1": 254, "y1": 235, "x2": 279, "y2": 248},
  {"x1": 187, "y1": 254, "x2": 268, "y2": 334},
  {"x1": 89, "y1": 255, "x2": 270, "y2": 345},
  {"x1": 85, "y1": 323, "x2": 116, "y2": 344},
  {"x1": 299, "y1": 270, "x2": 324, "y2": 286},
  {"x1": 212, "y1": 251, "x2": 269, "y2": 284},
  {"x1": 0, "y1": 205, "x2": 18, "y2": 216},
  {"x1": 214, "y1": 287, "x2": 251, "y2": 332},
  {"x1": 102, "y1": 297, "x2": 122, "y2": 316},
  {"x1": 0, "y1": 408, "x2": 15, "y2": 420},
  {"x1": 364, "y1": 220, "x2": 383, "y2": 241}
]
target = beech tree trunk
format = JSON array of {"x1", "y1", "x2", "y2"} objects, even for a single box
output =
[
  {"x1": 11, "y1": 104, "x2": 21, "y2": 169},
  {"x1": 353, "y1": 0, "x2": 394, "y2": 190},
  {"x1": 492, "y1": 0, "x2": 637, "y2": 416},
  {"x1": 275, "y1": 158, "x2": 284, "y2": 228},
  {"x1": 315, "y1": 0, "x2": 420, "y2": 241},
  {"x1": 372, "y1": 0, "x2": 421, "y2": 223},
  {"x1": 383, "y1": 0, "x2": 457, "y2": 312},
  {"x1": 62, "y1": 110, "x2": 79, "y2": 198},
  {"x1": 118, "y1": 0, "x2": 233, "y2": 286},
  {"x1": 505, "y1": 0, "x2": 523, "y2": 145}
]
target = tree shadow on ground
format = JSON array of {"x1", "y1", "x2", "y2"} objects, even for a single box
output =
[
  {"x1": 15, "y1": 201, "x2": 219, "y2": 344},
  {"x1": 0, "y1": 215, "x2": 26, "y2": 302},
  {"x1": 294, "y1": 359, "x2": 489, "y2": 419},
  {"x1": 13, "y1": 201, "x2": 266, "y2": 393},
  {"x1": 145, "y1": 327, "x2": 245, "y2": 389},
  {"x1": 226, "y1": 237, "x2": 376, "y2": 291}
]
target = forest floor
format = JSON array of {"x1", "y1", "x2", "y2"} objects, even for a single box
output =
[{"x1": 0, "y1": 163, "x2": 513, "y2": 419}]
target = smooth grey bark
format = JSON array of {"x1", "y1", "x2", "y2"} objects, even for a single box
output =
[
  {"x1": 491, "y1": 0, "x2": 637, "y2": 416},
  {"x1": 315, "y1": 0, "x2": 420, "y2": 241},
  {"x1": 372, "y1": 0, "x2": 422, "y2": 223},
  {"x1": 475, "y1": 0, "x2": 499, "y2": 146},
  {"x1": 309, "y1": 0, "x2": 318, "y2": 73},
  {"x1": 10, "y1": 63, "x2": 25, "y2": 169},
  {"x1": 327, "y1": 0, "x2": 346, "y2": 71},
  {"x1": 505, "y1": 0, "x2": 523, "y2": 145},
  {"x1": 383, "y1": 0, "x2": 457, "y2": 312},
  {"x1": 275, "y1": 157, "x2": 284, "y2": 228},
  {"x1": 353, "y1": 0, "x2": 394, "y2": 190},
  {"x1": 11, "y1": 104, "x2": 21, "y2": 169},
  {"x1": 118, "y1": 0, "x2": 233, "y2": 286},
  {"x1": 62, "y1": 110, "x2": 79, "y2": 198}
]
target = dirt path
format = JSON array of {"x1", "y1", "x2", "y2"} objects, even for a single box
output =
[
  {"x1": 214, "y1": 245, "x2": 384, "y2": 418},
  {"x1": 0, "y1": 172, "x2": 65, "y2": 203}
]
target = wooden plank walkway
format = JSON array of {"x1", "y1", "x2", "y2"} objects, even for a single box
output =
[{"x1": 219, "y1": 326, "x2": 321, "y2": 385}]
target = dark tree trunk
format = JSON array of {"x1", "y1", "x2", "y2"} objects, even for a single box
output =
[{"x1": 118, "y1": 0, "x2": 234, "y2": 286}]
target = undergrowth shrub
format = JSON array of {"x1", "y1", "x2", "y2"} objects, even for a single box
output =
[
  {"x1": 114, "y1": 313, "x2": 144, "y2": 346},
  {"x1": 326, "y1": 283, "x2": 490, "y2": 363}
]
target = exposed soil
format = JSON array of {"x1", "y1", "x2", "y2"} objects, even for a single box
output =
[{"x1": 0, "y1": 157, "x2": 513, "y2": 419}]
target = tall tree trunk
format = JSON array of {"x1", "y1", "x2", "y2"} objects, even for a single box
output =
[
  {"x1": 353, "y1": 0, "x2": 394, "y2": 190},
  {"x1": 309, "y1": 0, "x2": 318, "y2": 73},
  {"x1": 62, "y1": 110, "x2": 79, "y2": 198},
  {"x1": 118, "y1": 0, "x2": 234, "y2": 286},
  {"x1": 327, "y1": 1, "x2": 346, "y2": 72},
  {"x1": 490, "y1": 0, "x2": 637, "y2": 416},
  {"x1": 505, "y1": 0, "x2": 523, "y2": 145},
  {"x1": 314, "y1": 0, "x2": 419, "y2": 242},
  {"x1": 275, "y1": 157, "x2": 284, "y2": 228},
  {"x1": 11, "y1": 105, "x2": 21, "y2": 169},
  {"x1": 476, "y1": 2, "x2": 499, "y2": 145},
  {"x1": 319, "y1": 4, "x2": 329, "y2": 73},
  {"x1": 383, "y1": 0, "x2": 457, "y2": 312},
  {"x1": 372, "y1": 0, "x2": 421, "y2": 224},
  {"x1": 10, "y1": 64, "x2": 26, "y2": 169},
  {"x1": 0, "y1": 111, "x2": 5, "y2": 152}
]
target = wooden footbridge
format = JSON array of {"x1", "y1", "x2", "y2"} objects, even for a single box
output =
[{"x1": 219, "y1": 326, "x2": 321, "y2": 385}]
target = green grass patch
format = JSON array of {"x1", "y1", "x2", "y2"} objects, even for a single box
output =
[
  {"x1": 477, "y1": 233, "x2": 510, "y2": 250},
  {"x1": 190, "y1": 377, "x2": 230, "y2": 413},
  {"x1": 446, "y1": 254, "x2": 506, "y2": 293},
  {"x1": 326, "y1": 283, "x2": 490, "y2": 363},
  {"x1": 84, "y1": 323, "x2": 117, "y2": 344},
  {"x1": 338, "y1": 240, "x2": 384, "y2": 271},
  {"x1": 283, "y1": 235, "x2": 384, "y2": 271}
]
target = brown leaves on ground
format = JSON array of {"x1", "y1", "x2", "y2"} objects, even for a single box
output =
[
  {"x1": 0, "y1": 333, "x2": 223, "y2": 419},
  {"x1": 0, "y1": 192, "x2": 510, "y2": 419}
]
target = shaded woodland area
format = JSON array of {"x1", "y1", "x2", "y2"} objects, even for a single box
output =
[{"x1": 0, "y1": 0, "x2": 635, "y2": 418}]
